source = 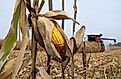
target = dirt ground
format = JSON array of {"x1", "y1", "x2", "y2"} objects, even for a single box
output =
[{"x1": 7, "y1": 46, "x2": 121, "y2": 79}]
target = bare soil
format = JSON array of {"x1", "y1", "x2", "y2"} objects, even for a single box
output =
[{"x1": 9, "y1": 46, "x2": 121, "y2": 79}]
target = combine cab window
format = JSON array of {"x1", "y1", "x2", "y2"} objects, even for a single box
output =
[
  {"x1": 87, "y1": 34, "x2": 102, "y2": 42},
  {"x1": 88, "y1": 36, "x2": 96, "y2": 41}
]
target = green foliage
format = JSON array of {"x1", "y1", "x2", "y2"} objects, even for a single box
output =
[{"x1": 0, "y1": 0, "x2": 21, "y2": 69}]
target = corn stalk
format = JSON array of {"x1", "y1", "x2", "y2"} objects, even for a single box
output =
[
  {"x1": 48, "y1": 0, "x2": 53, "y2": 10},
  {"x1": 62, "y1": 0, "x2": 65, "y2": 30},
  {"x1": 82, "y1": 42, "x2": 86, "y2": 79},
  {"x1": 71, "y1": 0, "x2": 78, "y2": 78},
  {"x1": 31, "y1": 0, "x2": 39, "y2": 79},
  {"x1": 0, "y1": 0, "x2": 21, "y2": 78}
]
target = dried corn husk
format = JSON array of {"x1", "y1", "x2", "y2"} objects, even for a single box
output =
[
  {"x1": 31, "y1": 16, "x2": 62, "y2": 59},
  {"x1": 0, "y1": 58, "x2": 15, "y2": 79}
]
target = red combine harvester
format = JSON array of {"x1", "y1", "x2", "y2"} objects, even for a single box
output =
[{"x1": 87, "y1": 34, "x2": 116, "y2": 52}]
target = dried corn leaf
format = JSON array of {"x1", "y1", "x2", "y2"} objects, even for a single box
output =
[
  {"x1": 11, "y1": 0, "x2": 29, "y2": 78},
  {"x1": 37, "y1": 67, "x2": 51, "y2": 79},
  {"x1": 43, "y1": 10, "x2": 80, "y2": 25},
  {"x1": 0, "y1": 58, "x2": 16, "y2": 79},
  {"x1": 75, "y1": 26, "x2": 86, "y2": 50},
  {"x1": 0, "y1": 0, "x2": 21, "y2": 70}
]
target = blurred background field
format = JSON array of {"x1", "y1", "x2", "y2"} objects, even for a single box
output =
[{"x1": 5, "y1": 45, "x2": 121, "y2": 79}]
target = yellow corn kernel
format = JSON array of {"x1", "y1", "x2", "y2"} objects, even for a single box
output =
[{"x1": 52, "y1": 26, "x2": 65, "y2": 47}]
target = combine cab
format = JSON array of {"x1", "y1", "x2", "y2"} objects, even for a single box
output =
[{"x1": 87, "y1": 34, "x2": 116, "y2": 52}]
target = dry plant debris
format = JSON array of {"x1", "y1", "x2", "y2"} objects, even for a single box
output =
[{"x1": 2, "y1": 46, "x2": 121, "y2": 79}]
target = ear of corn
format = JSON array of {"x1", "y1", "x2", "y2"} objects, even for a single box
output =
[
  {"x1": 52, "y1": 26, "x2": 65, "y2": 47},
  {"x1": 51, "y1": 26, "x2": 66, "y2": 55}
]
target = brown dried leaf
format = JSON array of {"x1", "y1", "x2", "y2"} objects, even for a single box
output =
[
  {"x1": 0, "y1": 58, "x2": 16, "y2": 79},
  {"x1": 37, "y1": 67, "x2": 51, "y2": 79},
  {"x1": 75, "y1": 26, "x2": 86, "y2": 49},
  {"x1": 43, "y1": 10, "x2": 80, "y2": 25},
  {"x1": 11, "y1": 0, "x2": 29, "y2": 78}
]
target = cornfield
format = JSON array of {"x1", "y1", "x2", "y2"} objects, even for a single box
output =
[
  {"x1": 0, "y1": 0, "x2": 121, "y2": 79},
  {"x1": 0, "y1": 46, "x2": 121, "y2": 79}
]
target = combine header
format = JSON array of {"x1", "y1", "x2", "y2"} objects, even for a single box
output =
[{"x1": 87, "y1": 34, "x2": 116, "y2": 52}]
